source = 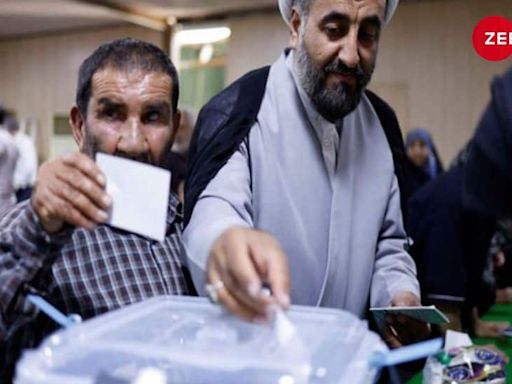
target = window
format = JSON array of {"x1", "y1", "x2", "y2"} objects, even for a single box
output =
[
  {"x1": 51, "y1": 114, "x2": 75, "y2": 158},
  {"x1": 172, "y1": 25, "x2": 231, "y2": 111}
]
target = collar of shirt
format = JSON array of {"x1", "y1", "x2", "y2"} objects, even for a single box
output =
[
  {"x1": 285, "y1": 50, "x2": 341, "y2": 143},
  {"x1": 166, "y1": 191, "x2": 182, "y2": 232}
]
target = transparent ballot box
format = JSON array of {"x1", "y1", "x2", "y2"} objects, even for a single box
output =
[{"x1": 15, "y1": 296, "x2": 388, "y2": 384}]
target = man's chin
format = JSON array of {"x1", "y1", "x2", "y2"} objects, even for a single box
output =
[
  {"x1": 326, "y1": 75, "x2": 357, "y2": 90},
  {"x1": 314, "y1": 95, "x2": 362, "y2": 122}
]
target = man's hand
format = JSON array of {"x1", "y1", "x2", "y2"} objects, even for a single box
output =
[
  {"x1": 472, "y1": 307, "x2": 510, "y2": 338},
  {"x1": 32, "y1": 152, "x2": 111, "y2": 234},
  {"x1": 382, "y1": 291, "x2": 431, "y2": 348},
  {"x1": 206, "y1": 227, "x2": 291, "y2": 322},
  {"x1": 474, "y1": 320, "x2": 511, "y2": 338}
]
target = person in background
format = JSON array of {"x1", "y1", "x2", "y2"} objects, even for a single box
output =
[
  {"x1": 0, "y1": 107, "x2": 19, "y2": 214},
  {"x1": 459, "y1": 66, "x2": 512, "y2": 337},
  {"x1": 0, "y1": 38, "x2": 193, "y2": 381},
  {"x1": 480, "y1": 224, "x2": 512, "y2": 311},
  {"x1": 409, "y1": 69, "x2": 512, "y2": 339},
  {"x1": 408, "y1": 159, "x2": 510, "y2": 339},
  {"x1": 4, "y1": 114, "x2": 38, "y2": 202},
  {"x1": 464, "y1": 66, "x2": 512, "y2": 220},
  {"x1": 487, "y1": 223, "x2": 512, "y2": 304},
  {"x1": 404, "y1": 128, "x2": 443, "y2": 197}
]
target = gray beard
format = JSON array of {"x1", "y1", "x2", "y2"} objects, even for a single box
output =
[
  {"x1": 82, "y1": 128, "x2": 99, "y2": 159},
  {"x1": 293, "y1": 39, "x2": 372, "y2": 123}
]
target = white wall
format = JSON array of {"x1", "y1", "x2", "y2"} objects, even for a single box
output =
[
  {"x1": 0, "y1": 25, "x2": 164, "y2": 161},
  {"x1": 227, "y1": 12, "x2": 289, "y2": 83},
  {"x1": 373, "y1": 0, "x2": 512, "y2": 164}
]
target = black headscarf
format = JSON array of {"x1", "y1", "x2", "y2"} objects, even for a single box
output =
[{"x1": 464, "y1": 66, "x2": 512, "y2": 219}]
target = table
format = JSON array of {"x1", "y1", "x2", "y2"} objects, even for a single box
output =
[{"x1": 408, "y1": 303, "x2": 512, "y2": 383}]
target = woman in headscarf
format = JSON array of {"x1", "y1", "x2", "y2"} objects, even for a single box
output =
[
  {"x1": 405, "y1": 128, "x2": 444, "y2": 197},
  {"x1": 464, "y1": 66, "x2": 512, "y2": 219},
  {"x1": 409, "y1": 65, "x2": 512, "y2": 337},
  {"x1": 407, "y1": 148, "x2": 509, "y2": 339}
]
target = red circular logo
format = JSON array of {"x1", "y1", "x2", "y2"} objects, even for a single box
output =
[{"x1": 472, "y1": 16, "x2": 512, "y2": 62}]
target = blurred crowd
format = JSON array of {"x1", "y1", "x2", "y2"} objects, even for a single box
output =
[{"x1": 0, "y1": 107, "x2": 37, "y2": 213}]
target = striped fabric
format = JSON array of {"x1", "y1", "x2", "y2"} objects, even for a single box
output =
[{"x1": 0, "y1": 194, "x2": 193, "y2": 381}]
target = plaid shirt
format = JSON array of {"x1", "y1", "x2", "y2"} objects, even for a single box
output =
[{"x1": 0, "y1": 193, "x2": 193, "y2": 381}]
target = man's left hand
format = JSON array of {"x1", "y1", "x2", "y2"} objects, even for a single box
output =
[{"x1": 381, "y1": 291, "x2": 431, "y2": 348}]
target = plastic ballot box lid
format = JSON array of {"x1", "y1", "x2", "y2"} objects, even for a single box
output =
[{"x1": 15, "y1": 296, "x2": 387, "y2": 384}]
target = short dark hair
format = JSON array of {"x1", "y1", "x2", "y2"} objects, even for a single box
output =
[
  {"x1": 5, "y1": 115, "x2": 19, "y2": 132},
  {"x1": 0, "y1": 105, "x2": 5, "y2": 125},
  {"x1": 76, "y1": 38, "x2": 180, "y2": 117}
]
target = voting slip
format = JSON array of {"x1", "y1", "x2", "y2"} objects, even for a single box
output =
[
  {"x1": 96, "y1": 153, "x2": 171, "y2": 242},
  {"x1": 370, "y1": 305, "x2": 449, "y2": 325}
]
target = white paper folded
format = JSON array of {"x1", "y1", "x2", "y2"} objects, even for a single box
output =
[{"x1": 96, "y1": 153, "x2": 171, "y2": 242}]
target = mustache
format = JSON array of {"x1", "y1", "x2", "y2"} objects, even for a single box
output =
[
  {"x1": 84, "y1": 127, "x2": 160, "y2": 167},
  {"x1": 112, "y1": 151, "x2": 153, "y2": 165},
  {"x1": 323, "y1": 59, "x2": 367, "y2": 84}
]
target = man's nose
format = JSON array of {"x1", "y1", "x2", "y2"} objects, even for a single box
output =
[
  {"x1": 338, "y1": 29, "x2": 360, "y2": 68},
  {"x1": 116, "y1": 117, "x2": 148, "y2": 158}
]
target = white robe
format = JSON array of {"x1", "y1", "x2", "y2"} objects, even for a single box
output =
[{"x1": 184, "y1": 51, "x2": 419, "y2": 318}]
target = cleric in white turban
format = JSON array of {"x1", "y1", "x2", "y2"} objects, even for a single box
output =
[
  {"x1": 184, "y1": 0, "x2": 429, "y2": 349},
  {"x1": 278, "y1": 0, "x2": 399, "y2": 25}
]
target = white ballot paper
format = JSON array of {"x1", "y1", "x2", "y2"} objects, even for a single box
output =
[
  {"x1": 444, "y1": 330, "x2": 472, "y2": 351},
  {"x1": 96, "y1": 153, "x2": 171, "y2": 242}
]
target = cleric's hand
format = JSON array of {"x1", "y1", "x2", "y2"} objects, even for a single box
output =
[
  {"x1": 381, "y1": 292, "x2": 431, "y2": 348},
  {"x1": 206, "y1": 227, "x2": 291, "y2": 322}
]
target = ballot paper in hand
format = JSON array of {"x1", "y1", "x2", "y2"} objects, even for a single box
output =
[
  {"x1": 96, "y1": 153, "x2": 171, "y2": 242},
  {"x1": 270, "y1": 306, "x2": 310, "y2": 379}
]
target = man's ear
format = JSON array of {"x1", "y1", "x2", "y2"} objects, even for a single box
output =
[
  {"x1": 69, "y1": 105, "x2": 86, "y2": 152},
  {"x1": 289, "y1": 8, "x2": 302, "y2": 49}
]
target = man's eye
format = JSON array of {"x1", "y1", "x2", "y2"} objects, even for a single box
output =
[
  {"x1": 145, "y1": 111, "x2": 161, "y2": 122},
  {"x1": 359, "y1": 28, "x2": 379, "y2": 44},
  {"x1": 324, "y1": 24, "x2": 344, "y2": 39},
  {"x1": 104, "y1": 109, "x2": 119, "y2": 119}
]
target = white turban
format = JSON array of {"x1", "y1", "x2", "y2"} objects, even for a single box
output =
[{"x1": 278, "y1": 0, "x2": 399, "y2": 25}]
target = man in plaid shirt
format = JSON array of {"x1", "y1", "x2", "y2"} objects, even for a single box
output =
[{"x1": 0, "y1": 38, "x2": 194, "y2": 381}]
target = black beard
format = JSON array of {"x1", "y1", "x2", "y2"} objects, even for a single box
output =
[{"x1": 294, "y1": 40, "x2": 373, "y2": 123}]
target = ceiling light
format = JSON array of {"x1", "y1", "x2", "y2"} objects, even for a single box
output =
[{"x1": 175, "y1": 27, "x2": 231, "y2": 46}]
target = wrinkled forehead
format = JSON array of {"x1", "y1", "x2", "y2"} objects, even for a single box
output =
[
  {"x1": 90, "y1": 66, "x2": 173, "y2": 102},
  {"x1": 309, "y1": 0, "x2": 386, "y2": 22}
]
